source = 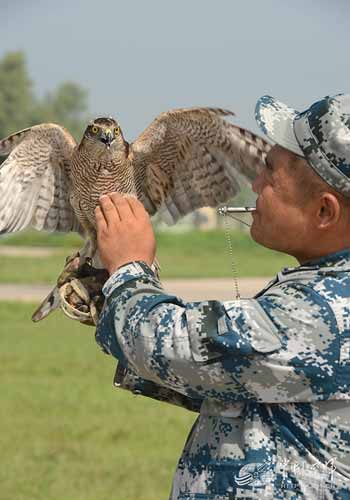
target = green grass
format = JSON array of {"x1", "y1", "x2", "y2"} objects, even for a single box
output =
[
  {"x1": 0, "y1": 302, "x2": 196, "y2": 500},
  {"x1": 0, "y1": 230, "x2": 296, "y2": 283},
  {"x1": 0, "y1": 230, "x2": 83, "y2": 248},
  {"x1": 0, "y1": 253, "x2": 70, "y2": 284},
  {"x1": 156, "y1": 230, "x2": 296, "y2": 278}
]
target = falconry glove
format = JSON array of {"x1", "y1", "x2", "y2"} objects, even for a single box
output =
[
  {"x1": 57, "y1": 256, "x2": 109, "y2": 326},
  {"x1": 57, "y1": 255, "x2": 160, "y2": 326}
]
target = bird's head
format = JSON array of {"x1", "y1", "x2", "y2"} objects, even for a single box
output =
[{"x1": 81, "y1": 117, "x2": 125, "y2": 152}]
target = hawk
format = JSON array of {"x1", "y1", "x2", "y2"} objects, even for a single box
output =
[{"x1": 0, "y1": 107, "x2": 270, "y2": 322}]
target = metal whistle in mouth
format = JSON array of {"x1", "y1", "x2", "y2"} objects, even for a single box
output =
[{"x1": 218, "y1": 206, "x2": 256, "y2": 215}]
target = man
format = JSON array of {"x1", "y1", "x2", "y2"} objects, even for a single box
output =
[{"x1": 94, "y1": 94, "x2": 350, "y2": 499}]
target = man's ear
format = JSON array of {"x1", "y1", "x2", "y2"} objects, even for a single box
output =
[{"x1": 317, "y1": 193, "x2": 341, "y2": 229}]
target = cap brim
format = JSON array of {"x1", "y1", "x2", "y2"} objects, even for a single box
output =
[{"x1": 255, "y1": 95, "x2": 304, "y2": 157}]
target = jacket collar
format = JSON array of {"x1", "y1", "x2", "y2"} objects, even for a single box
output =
[
  {"x1": 255, "y1": 248, "x2": 350, "y2": 298},
  {"x1": 281, "y1": 248, "x2": 350, "y2": 275}
]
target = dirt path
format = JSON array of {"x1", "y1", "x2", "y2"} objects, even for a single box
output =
[
  {"x1": 0, "y1": 277, "x2": 270, "y2": 302},
  {"x1": 0, "y1": 246, "x2": 60, "y2": 257}
]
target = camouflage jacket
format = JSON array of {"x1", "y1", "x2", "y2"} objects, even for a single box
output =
[{"x1": 95, "y1": 249, "x2": 350, "y2": 499}]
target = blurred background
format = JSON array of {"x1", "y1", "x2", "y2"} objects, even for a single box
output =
[{"x1": 0, "y1": 1, "x2": 348, "y2": 498}]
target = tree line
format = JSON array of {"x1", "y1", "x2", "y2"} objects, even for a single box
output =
[{"x1": 0, "y1": 51, "x2": 88, "y2": 143}]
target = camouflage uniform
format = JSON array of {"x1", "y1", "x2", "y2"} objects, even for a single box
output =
[{"x1": 96, "y1": 250, "x2": 350, "y2": 499}]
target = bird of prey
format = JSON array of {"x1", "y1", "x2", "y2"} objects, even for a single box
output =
[{"x1": 0, "y1": 107, "x2": 270, "y2": 322}]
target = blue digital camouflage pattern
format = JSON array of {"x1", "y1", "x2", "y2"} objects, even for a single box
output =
[
  {"x1": 96, "y1": 253, "x2": 350, "y2": 499},
  {"x1": 255, "y1": 94, "x2": 350, "y2": 197}
]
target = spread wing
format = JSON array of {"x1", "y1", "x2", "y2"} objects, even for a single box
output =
[
  {"x1": 0, "y1": 123, "x2": 80, "y2": 235},
  {"x1": 130, "y1": 107, "x2": 271, "y2": 224}
]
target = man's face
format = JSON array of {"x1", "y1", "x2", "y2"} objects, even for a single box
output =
[{"x1": 250, "y1": 145, "x2": 313, "y2": 259}]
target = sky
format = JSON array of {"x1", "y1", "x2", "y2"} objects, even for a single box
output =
[{"x1": 0, "y1": 0, "x2": 349, "y2": 140}]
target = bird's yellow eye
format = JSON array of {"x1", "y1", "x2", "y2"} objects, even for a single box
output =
[
  {"x1": 114, "y1": 127, "x2": 120, "y2": 135},
  {"x1": 92, "y1": 126, "x2": 99, "y2": 134}
]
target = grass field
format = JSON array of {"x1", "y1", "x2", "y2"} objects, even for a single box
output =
[
  {"x1": 0, "y1": 302, "x2": 196, "y2": 500},
  {"x1": 0, "y1": 230, "x2": 297, "y2": 283}
]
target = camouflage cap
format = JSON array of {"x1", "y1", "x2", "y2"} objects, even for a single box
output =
[{"x1": 255, "y1": 94, "x2": 350, "y2": 197}]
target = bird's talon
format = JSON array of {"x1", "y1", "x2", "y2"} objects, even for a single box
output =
[
  {"x1": 70, "y1": 279, "x2": 91, "y2": 303},
  {"x1": 89, "y1": 301, "x2": 99, "y2": 325},
  {"x1": 65, "y1": 252, "x2": 80, "y2": 264},
  {"x1": 77, "y1": 304, "x2": 89, "y2": 313}
]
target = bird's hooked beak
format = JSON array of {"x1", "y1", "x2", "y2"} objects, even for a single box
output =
[{"x1": 100, "y1": 129, "x2": 114, "y2": 149}]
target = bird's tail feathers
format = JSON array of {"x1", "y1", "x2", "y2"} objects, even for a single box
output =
[
  {"x1": 31, "y1": 285, "x2": 60, "y2": 322},
  {"x1": 0, "y1": 127, "x2": 33, "y2": 156}
]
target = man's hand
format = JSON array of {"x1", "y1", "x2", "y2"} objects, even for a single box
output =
[{"x1": 95, "y1": 193, "x2": 156, "y2": 275}]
